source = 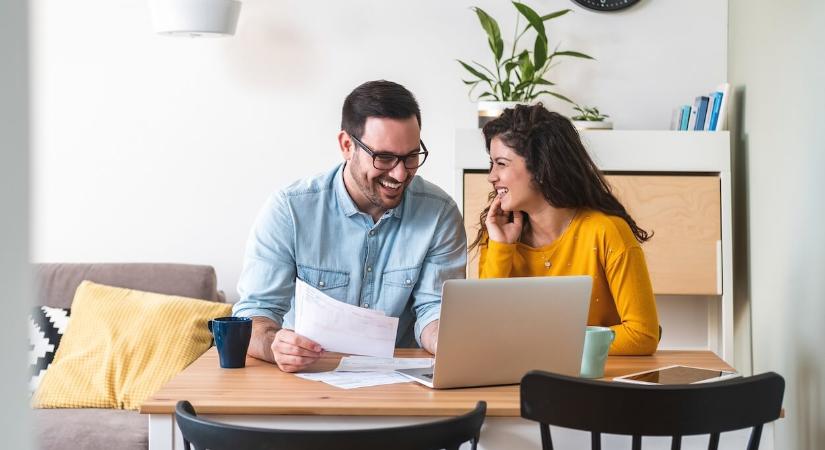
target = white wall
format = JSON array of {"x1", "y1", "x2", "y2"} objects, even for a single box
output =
[
  {"x1": 0, "y1": 0, "x2": 33, "y2": 447},
  {"x1": 31, "y1": 0, "x2": 727, "y2": 299},
  {"x1": 729, "y1": 0, "x2": 825, "y2": 449}
]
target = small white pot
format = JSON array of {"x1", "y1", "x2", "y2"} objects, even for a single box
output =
[
  {"x1": 477, "y1": 101, "x2": 526, "y2": 128},
  {"x1": 572, "y1": 119, "x2": 613, "y2": 130}
]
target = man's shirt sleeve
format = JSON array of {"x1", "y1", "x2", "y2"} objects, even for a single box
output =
[
  {"x1": 412, "y1": 199, "x2": 467, "y2": 346},
  {"x1": 233, "y1": 192, "x2": 296, "y2": 326}
]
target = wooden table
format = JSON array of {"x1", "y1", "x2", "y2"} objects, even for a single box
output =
[{"x1": 142, "y1": 349, "x2": 769, "y2": 450}]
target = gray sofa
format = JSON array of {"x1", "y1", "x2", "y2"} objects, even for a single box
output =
[{"x1": 32, "y1": 263, "x2": 226, "y2": 450}]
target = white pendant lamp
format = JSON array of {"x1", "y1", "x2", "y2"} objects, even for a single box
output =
[{"x1": 150, "y1": 0, "x2": 242, "y2": 37}]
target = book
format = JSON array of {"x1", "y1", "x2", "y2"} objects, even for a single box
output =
[
  {"x1": 679, "y1": 105, "x2": 691, "y2": 131},
  {"x1": 703, "y1": 93, "x2": 717, "y2": 131},
  {"x1": 687, "y1": 99, "x2": 698, "y2": 131},
  {"x1": 670, "y1": 107, "x2": 682, "y2": 130},
  {"x1": 693, "y1": 96, "x2": 710, "y2": 131},
  {"x1": 708, "y1": 91, "x2": 723, "y2": 131},
  {"x1": 713, "y1": 83, "x2": 731, "y2": 130}
]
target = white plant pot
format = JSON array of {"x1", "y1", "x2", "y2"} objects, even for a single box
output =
[
  {"x1": 572, "y1": 119, "x2": 613, "y2": 130},
  {"x1": 477, "y1": 101, "x2": 526, "y2": 128}
]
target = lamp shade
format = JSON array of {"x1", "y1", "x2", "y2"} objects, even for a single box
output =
[{"x1": 150, "y1": 0, "x2": 242, "y2": 37}]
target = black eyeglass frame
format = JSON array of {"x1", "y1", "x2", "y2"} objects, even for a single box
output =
[{"x1": 349, "y1": 134, "x2": 429, "y2": 170}]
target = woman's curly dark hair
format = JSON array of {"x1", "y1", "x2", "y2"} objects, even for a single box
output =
[{"x1": 469, "y1": 103, "x2": 652, "y2": 251}]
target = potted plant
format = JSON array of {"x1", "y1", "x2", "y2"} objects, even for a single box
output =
[
  {"x1": 570, "y1": 104, "x2": 613, "y2": 130},
  {"x1": 458, "y1": 2, "x2": 594, "y2": 127}
]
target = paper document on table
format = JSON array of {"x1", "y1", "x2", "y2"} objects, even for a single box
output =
[
  {"x1": 295, "y1": 371, "x2": 412, "y2": 389},
  {"x1": 294, "y1": 279, "x2": 398, "y2": 357},
  {"x1": 335, "y1": 356, "x2": 434, "y2": 373}
]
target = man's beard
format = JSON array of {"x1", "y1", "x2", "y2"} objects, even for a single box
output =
[{"x1": 356, "y1": 173, "x2": 406, "y2": 211}]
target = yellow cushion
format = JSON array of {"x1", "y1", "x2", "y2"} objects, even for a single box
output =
[{"x1": 32, "y1": 281, "x2": 231, "y2": 410}]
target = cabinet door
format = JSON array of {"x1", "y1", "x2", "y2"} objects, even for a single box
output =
[
  {"x1": 605, "y1": 175, "x2": 720, "y2": 295},
  {"x1": 462, "y1": 172, "x2": 721, "y2": 295},
  {"x1": 463, "y1": 172, "x2": 490, "y2": 280}
]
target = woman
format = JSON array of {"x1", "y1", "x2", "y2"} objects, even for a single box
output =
[{"x1": 472, "y1": 104, "x2": 659, "y2": 355}]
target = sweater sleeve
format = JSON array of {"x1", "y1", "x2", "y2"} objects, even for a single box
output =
[
  {"x1": 604, "y1": 246, "x2": 660, "y2": 355},
  {"x1": 478, "y1": 239, "x2": 517, "y2": 278}
]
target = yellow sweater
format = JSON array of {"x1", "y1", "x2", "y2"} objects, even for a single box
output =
[{"x1": 479, "y1": 210, "x2": 659, "y2": 355}]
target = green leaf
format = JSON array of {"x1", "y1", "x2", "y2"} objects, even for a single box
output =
[
  {"x1": 518, "y1": 51, "x2": 534, "y2": 81},
  {"x1": 533, "y1": 90, "x2": 576, "y2": 104},
  {"x1": 540, "y1": 9, "x2": 571, "y2": 21},
  {"x1": 513, "y1": 2, "x2": 546, "y2": 38},
  {"x1": 473, "y1": 7, "x2": 504, "y2": 62},
  {"x1": 533, "y1": 78, "x2": 555, "y2": 86},
  {"x1": 534, "y1": 34, "x2": 548, "y2": 69},
  {"x1": 478, "y1": 91, "x2": 499, "y2": 100},
  {"x1": 471, "y1": 60, "x2": 498, "y2": 80},
  {"x1": 551, "y1": 50, "x2": 595, "y2": 60},
  {"x1": 514, "y1": 80, "x2": 532, "y2": 91},
  {"x1": 457, "y1": 60, "x2": 492, "y2": 82},
  {"x1": 501, "y1": 82, "x2": 511, "y2": 99}
]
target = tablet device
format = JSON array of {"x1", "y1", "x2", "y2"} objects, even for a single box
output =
[{"x1": 613, "y1": 365, "x2": 739, "y2": 385}]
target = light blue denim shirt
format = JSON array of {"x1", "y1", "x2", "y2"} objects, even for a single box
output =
[{"x1": 233, "y1": 163, "x2": 467, "y2": 347}]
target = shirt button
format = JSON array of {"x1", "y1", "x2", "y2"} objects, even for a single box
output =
[
  {"x1": 367, "y1": 266, "x2": 372, "y2": 272},
  {"x1": 369, "y1": 230, "x2": 375, "y2": 236},
  {"x1": 318, "y1": 281, "x2": 325, "y2": 287},
  {"x1": 363, "y1": 303, "x2": 369, "y2": 308},
  {"x1": 405, "y1": 279, "x2": 412, "y2": 285}
]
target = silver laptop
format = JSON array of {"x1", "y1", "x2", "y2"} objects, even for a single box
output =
[{"x1": 397, "y1": 276, "x2": 592, "y2": 389}]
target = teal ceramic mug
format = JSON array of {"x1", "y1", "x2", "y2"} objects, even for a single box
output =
[{"x1": 579, "y1": 326, "x2": 615, "y2": 379}]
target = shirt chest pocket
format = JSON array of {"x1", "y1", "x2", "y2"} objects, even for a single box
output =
[
  {"x1": 297, "y1": 266, "x2": 350, "y2": 299},
  {"x1": 382, "y1": 266, "x2": 420, "y2": 291}
]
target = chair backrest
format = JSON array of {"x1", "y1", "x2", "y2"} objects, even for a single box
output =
[
  {"x1": 175, "y1": 400, "x2": 486, "y2": 450},
  {"x1": 520, "y1": 370, "x2": 784, "y2": 450}
]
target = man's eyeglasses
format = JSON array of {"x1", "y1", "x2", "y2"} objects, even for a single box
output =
[{"x1": 350, "y1": 134, "x2": 429, "y2": 170}]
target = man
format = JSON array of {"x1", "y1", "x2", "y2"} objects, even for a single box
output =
[{"x1": 233, "y1": 80, "x2": 467, "y2": 372}]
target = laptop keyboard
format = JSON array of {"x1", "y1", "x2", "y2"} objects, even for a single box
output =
[{"x1": 423, "y1": 373, "x2": 433, "y2": 379}]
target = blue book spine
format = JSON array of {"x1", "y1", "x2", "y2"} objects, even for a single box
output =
[
  {"x1": 694, "y1": 96, "x2": 710, "y2": 130},
  {"x1": 708, "y1": 92, "x2": 723, "y2": 131},
  {"x1": 679, "y1": 105, "x2": 691, "y2": 130}
]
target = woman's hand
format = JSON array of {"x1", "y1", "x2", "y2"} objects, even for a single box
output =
[{"x1": 485, "y1": 194, "x2": 523, "y2": 244}]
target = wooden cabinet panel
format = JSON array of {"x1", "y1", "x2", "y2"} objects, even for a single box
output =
[
  {"x1": 463, "y1": 172, "x2": 490, "y2": 279},
  {"x1": 606, "y1": 175, "x2": 720, "y2": 295},
  {"x1": 462, "y1": 172, "x2": 721, "y2": 295}
]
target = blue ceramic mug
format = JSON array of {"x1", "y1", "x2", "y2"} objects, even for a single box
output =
[
  {"x1": 208, "y1": 317, "x2": 252, "y2": 369},
  {"x1": 579, "y1": 326, "x2": 615, "y2": 379}
]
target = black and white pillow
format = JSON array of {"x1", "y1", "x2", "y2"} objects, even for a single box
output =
[{"x1": 29, "y1": 306, "x2": 70, "y2": 394}]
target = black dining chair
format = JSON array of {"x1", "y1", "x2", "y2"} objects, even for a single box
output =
[
  {"x1": 175, "y1": 400, "x2": 486, "y2": 450},
  {"x1": 520, "y1": 370, "x2": 784, "y2": 450}
]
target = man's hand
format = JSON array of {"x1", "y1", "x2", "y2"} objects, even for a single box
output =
[
  {"x1": 247, "y1": 317, "x2": 323, "y2": 372},
  {"x1": 271, "y1": 328, "x2": 323, "y2": 372},
  {"x1": 421, "y1": 320, "x2": 439, "y2": 355}
]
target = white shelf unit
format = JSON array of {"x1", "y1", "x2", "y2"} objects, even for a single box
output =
[{"x1": 454, "y1": 129, "x2": 734, "y2": 363}]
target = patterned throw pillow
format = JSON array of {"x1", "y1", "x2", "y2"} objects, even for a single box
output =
[{"x1": 29, "y1": 306, "x2": 71, "y2": 393}]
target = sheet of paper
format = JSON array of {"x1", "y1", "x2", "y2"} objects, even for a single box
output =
[
  {"x1": 294, "y1": 279, "x2": 398, "y2": 358},
  {"x1": 335, "y1": 356, "x2": 434, "y2": 373},
  {"x1": 295, "y1": 371, "x2": 412, "y2": 389}
]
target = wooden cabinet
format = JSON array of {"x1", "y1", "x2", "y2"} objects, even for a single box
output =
[{"x1": 606, "y1": 174, "x2": 721, "y2": 295}]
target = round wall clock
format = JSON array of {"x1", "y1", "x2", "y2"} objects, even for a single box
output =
[{"x1": 572, "y1": 0, "x2": 641, "y2": 12}]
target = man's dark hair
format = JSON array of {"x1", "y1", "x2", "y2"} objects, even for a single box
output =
[{"x1": 341, "y1": 80, "x2": 421, "y2": 138}]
